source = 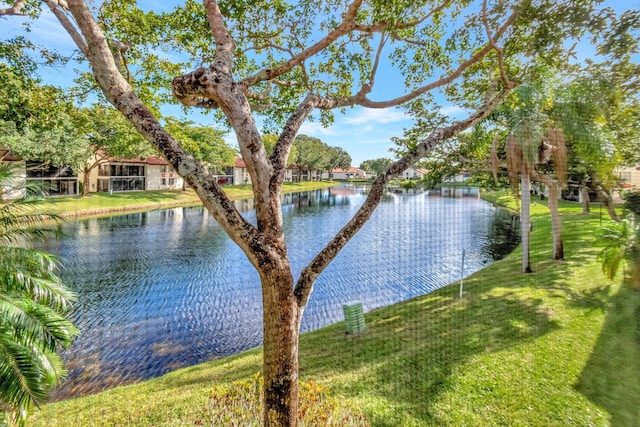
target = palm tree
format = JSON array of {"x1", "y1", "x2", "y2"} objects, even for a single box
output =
[
  {"x1": 492, "y1": 77, "x2": 569, "y2": 269},
  {"x1": 501, "y1": 83, "x2": 549, "y2": 273},
  {"x1": 596, "y1": 215, "x2": 640, "y2": 289},
  {"x1": 0, "y1": 161, "x2": 78, "y2": 426}
]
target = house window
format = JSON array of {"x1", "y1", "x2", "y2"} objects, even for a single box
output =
[
  {"x1": 161, "y1": 178, "x2": 166, "y2": 185},
  {"x1": 161, "y1": 166, "x2": 167, "y2": 173},
  {"x1": 169, "y1": 178, "x2": 175, "y2": 185},
  {"x1": 25, "y1": 162, "x2": 78, "y2": 196}
]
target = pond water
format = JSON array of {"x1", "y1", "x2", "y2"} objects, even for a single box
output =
[{"x1": 37, "y1": 185, "x2": 519, "y2": 399}]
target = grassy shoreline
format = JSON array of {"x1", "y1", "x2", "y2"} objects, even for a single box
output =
[
  {"x1": 34, "y1": 181, "x2": 341, "y2": 219},
  {"x1": 30, "y1": 191, "x2": 640, "y2": 426}
]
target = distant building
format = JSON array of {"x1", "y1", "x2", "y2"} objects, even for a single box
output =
[
  {"x1": 403, "y1": 167, "x2": 428, "y2": 180},
  {"x1": 26, "y1": 161, "x2": 79, "y2": 196},
  {"x1": 614, "y1": 164, "x2": 640, "y2": 202},
  {"x1": 82, "y1": 155, "x2": 183, "y2": 193},
  {"x1": 617, "y1": 164, "x2": 640, "y2": 191},
  {"x1": 1, "y1": 150, "x2": 79, "y2": 197},
  {"x1": 231, "y1": 157, "x2": 251, "y2": 185},
  {"x1": 323, "y1": 166, "x2": 366, "y2": 180}
]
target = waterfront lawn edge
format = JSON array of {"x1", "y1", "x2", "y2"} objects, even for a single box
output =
[{"x1": 29, "y1": 191, "x2": 640, "y2": 426}]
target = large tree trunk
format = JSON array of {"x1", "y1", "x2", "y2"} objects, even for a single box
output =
[
  {"x1": 521, "y1": 173, "x2": 532, "y2": 273},
  {"x1": 261, "y1": 268, "x2": 301, "y2": 426}
]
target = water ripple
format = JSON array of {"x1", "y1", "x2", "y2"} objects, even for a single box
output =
[{"x1": 36, "y1": 187, "x2": 518, "y2": 399}]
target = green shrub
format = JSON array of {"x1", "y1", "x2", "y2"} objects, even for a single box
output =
[
  {"x1": 400, "y1": 180, "x2": 417, "y2": 190},
  {"x1": 208, "y1": 374, "x2": 370, "y2": 426}
]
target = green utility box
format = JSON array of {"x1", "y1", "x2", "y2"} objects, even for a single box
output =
[{"x1": 343, "y1": 301, "x2": 366, "y2": 334}]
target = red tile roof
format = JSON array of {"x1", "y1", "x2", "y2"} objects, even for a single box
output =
[
  {"x1": 234, "y1": 158, "x2": 247, "y2": 168},
  {"x1": 332, "y1": 166, "x2": 363, "y2": 173},
  {"x1": 144, "y1": 156, "x2": 169, "y2": 165},
  {"x1": 95, "y1": 150, "x2": 169, "y2": 165}
]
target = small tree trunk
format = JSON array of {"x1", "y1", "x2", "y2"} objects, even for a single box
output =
[
  {"x1": 261, "y1": 267, "x2": 301, "y2": 427},
  {"x1": 521, "y1": 173, "x2": 533, "y2": 273},
  {"x1": 580, "y1": 187, "x2": 590, "y2": 213},
  {"x1": 82, "y1": 169, "x2": 91, "y2": 196},
  {"x1": 595, "y1": 186, "x2": 620, "y2": 222},
  {"x1": 547, "y1": 182, "x2": 564, "y2": 260}
]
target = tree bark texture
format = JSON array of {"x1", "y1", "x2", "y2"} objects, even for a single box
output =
[{"x1": 261, "y1": 268, "x2": 301, "y2": 426}]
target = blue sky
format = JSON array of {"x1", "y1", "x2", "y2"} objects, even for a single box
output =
[{"x1": 1, "y1": 0, "x2": 637, "y2": 167}]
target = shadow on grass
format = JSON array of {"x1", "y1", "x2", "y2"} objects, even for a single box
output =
[
  {"x1": 299, "y1": 288, "x2": 560, "y2": 425},
  {"x1": 575, "y1": 285, "x2": 640, "y2": 426}
]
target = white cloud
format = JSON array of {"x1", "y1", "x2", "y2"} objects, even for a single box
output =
[
  {"x1": 439, "y1": 105, "x2": 467, "y2": 117},
  {"x1": 4, "y1": 11, "x2": 77, "y2": 53},
  {"x1": 342, "y1": 107, "x2": 410, "y2": 125},
  {"x1": 299, "y1": 121, "x2": 337, "y2": 136}
]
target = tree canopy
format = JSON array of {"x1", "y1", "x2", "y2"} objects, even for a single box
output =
[{"x1": 0, "y1": 1, "x2": 632, "y2": 426}]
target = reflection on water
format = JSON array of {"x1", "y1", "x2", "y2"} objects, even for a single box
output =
[{"x1": 37, "y1": 185, "x2": 518, "y2": 399}]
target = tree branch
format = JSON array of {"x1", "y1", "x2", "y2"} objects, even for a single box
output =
[
  {"x1": 305, "y1": 10, "x2": 518, "y2": 112},
  {"x1": 0, "y1": 0, "x2": 26, "y2": 16},
  {"x1": 353, "y1": 33, "x2": 387, "y2": 100},
  {"x1": 481, "y1": 0, "x2": 515, "y2": 89},
  {"x1": 270, "y1": 94, "x2": 318, "y2": 180},
  {"x1": 353, "y1": 0, "x2": 452, "y2": 33},
  {"x1": 357, "y1": 10, "x2": 518, "y2": 108},
  {"x1": 294, "y1": 86, "x2": 512, "y2": 308},
  {"x1": 45, "y1": 0, "x2": 88, "y2": 55},
  {"x1": 203, "y1": 0, "x2": 235, "y2": 73},
  {"x1": 61, "y1": 0, "x2": 270, "y2": 268},
  {"x1": 239, "y1": 0, "x2": 364, "y2": 89}
]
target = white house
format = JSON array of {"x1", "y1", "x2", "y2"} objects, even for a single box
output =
[
  {"x1": 1, "y1": 150, "x2": 79, "y2": 197},
  {"x1": 402, "y1": 167, "x2": 428, "y2": 180},
  {"x1": 443, "y1": 172, "x2": 472, "y2": 183},
  {"x1": 81, "y1": 155, "x2": 183, "y2": 193},
  {"x1": 231, "y1": 157, "x2": 251, "y2": 185},
  {"x1": 615, "y1": 164, "x2": 640, "y2": 202},
  {"x1": 618, "y1": 164, "x2": 640, "y2": 191},
  {"x1": 322, "y1": 166, "x2": 366, "y2": 180}
]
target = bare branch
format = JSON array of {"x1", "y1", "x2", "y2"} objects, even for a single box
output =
[
  {"x1": 309, "y1": 10, "x2": 519, "y2": 111},
  {"x1": 240, "y1": 0, "x2": 364, "y2": 88},
  {"x1": 270, "y1": 94, "x2": 318, "y2": 180},
  {"x1": 0, "y1": 0, "x2": 26, "y2": 16},
  {"x1": 203, "y1": 0, "x2": 235, "y2": 72},
  {"x1": 45, "y1": 0, "x2": 87, "y2": 54},
  {"x1": 353, "y1": 33, "x2": 387, "y2": 100},
  {"x1": 295, "y1": 86, "x2": 513, "y2": 307},
  {"x1": 481, "y1": 0, "x2": 515, "y2": 89}
]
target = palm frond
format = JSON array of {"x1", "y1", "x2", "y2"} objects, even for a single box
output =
[{"x1": 0, "y1": 161, "x2": 77, "y2": 422}]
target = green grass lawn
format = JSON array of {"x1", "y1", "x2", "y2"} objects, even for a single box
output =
[
  {"x1": 34, "y1": 181, "x2": 340, "y2": 218},
  {"x1": 29, "y1": 191, "x2": 640, "y2": 426}
]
